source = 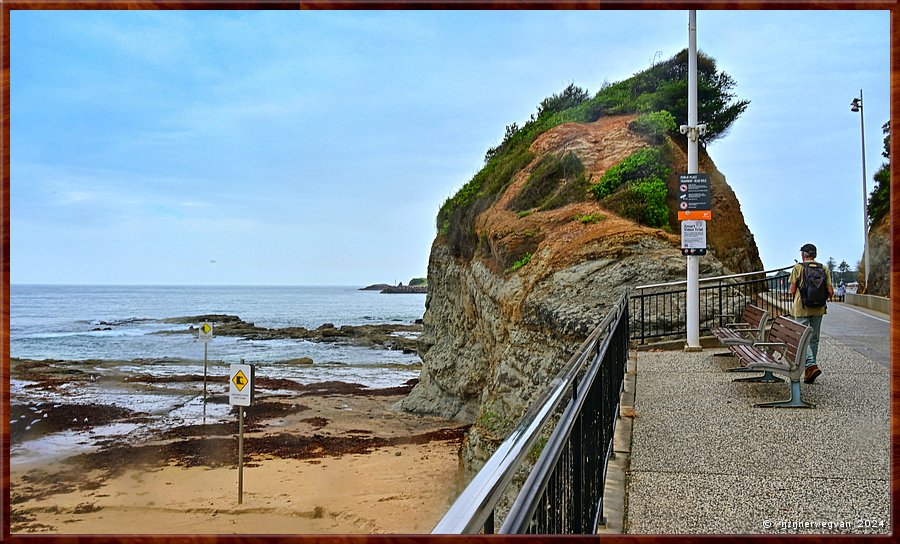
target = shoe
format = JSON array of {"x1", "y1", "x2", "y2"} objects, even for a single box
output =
[{"x1": 804, "y1": 364, "x2": 821, "y2": 384}]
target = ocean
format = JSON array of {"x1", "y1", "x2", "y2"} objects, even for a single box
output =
[
  {"x1": 9, "y1": 284, "x2": 428, "y2": 469},
  {"x1": 10, "y1": 284, "x2": 427, "y2": 388}
]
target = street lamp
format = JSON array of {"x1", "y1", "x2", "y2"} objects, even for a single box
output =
[{"x1": 850, "y1": 90, "x2": 869, "y2": 293}]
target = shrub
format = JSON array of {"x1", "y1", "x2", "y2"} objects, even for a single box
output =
[
  {"x1": 509, "y1": 152, "x2": 587, "y2": 213},
  {"x1": 484, "y1": 122, "x2": 522, "y2": 164},
  {"x1": 592, "y1": 147, "x2": 671, "y2": 228},
  {"x1": 437, "y1": 146, "x2": 534, "y2": 257},
  {"x1": 588, "y1": 49, "x2": 749, "y2": 145},
  {"x1": 509, "y1": 252, "x2": 532, "y2": 273},
  {"x1": 574, "y1": 213, "x2": 607, "y2": 224},
  {"x1": 631, "y1": 179, "x2": 669, "y2": 227},
  {"x1": 629, "y1": 110, "x2": 677, "y2": 143},
  {"x1": 537, "y1": 83, "x2": 590, "y2": 117},
  {"x1": 591, "y1": 147, "x2": 668, "y2": 199},
  {"x1": 601, "y1": 179, "x2": 669, "y2": 228},
  {"x1": 868, "y1": 120, "x2": 890, "y2": 227}
]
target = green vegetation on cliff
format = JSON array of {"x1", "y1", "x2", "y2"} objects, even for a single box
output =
[
  {"x1": 591, "y1": 146, "x2": 671, "y2": 228},
  {"x1": 437, "y1": 49, "x2": 748, "y2": 258},
  {"x1": 509, "y1": 152, "x2": 590, "y2": 213},
  {"x1": 867, "y1": 120, "x2": 889, "y2": 227}
]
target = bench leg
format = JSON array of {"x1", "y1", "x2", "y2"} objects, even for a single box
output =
[
  {"x1": 733, "y1": 371, "x2": 782, "y2": 383},
  {"x1": 754, "y1": 380, "x2": 815, "y2": 409}
]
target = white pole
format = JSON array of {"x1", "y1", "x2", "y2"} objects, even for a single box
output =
[
  {"x1": 238, "y1": 406, "x2": 244, "y2": 504},
  {"x1": 203, "y1": 341, "x2": 208, "y2": 425},
  {"x1": 858, "y1": 89, "x2": 869, "y2": 292},
  {"x1": 685, "y1": 10, "x2": 701, "y2": 350},
  {"x1": 238, "y1": 357, "x2": 245, "y2": 505}
]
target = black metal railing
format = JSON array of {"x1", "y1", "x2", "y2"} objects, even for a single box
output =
[
  {"x1": 432, "y1": 290, "x2": 630, "y2": 534},
  {"x1": 501, "y1": 290, "x2": 629, "y2": 533},
  {"x1": 629, "y1": 266, "x2": 794, "y2": 344}
]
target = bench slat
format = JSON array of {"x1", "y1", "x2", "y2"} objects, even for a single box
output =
[
  {"x1": 728, "y1": 315, "x2": 815, "y2": 408},
  {"x1": 712, "y1": 304, "x2": 769, "y2": 346}
]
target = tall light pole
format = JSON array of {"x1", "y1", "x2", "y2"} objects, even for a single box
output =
[
  {"x1": 683, "y1": 10, "x2": 704, "y2": 351},
  {"x1": 851, "y1": 90, "x2": 869, "y2": 292}
]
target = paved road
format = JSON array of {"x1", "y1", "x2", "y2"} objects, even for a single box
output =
[{"x1": 820, "y1": 302, "x2": 890, "y2": 368}]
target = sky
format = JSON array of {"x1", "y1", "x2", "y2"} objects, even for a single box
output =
[{"x1": 7, "y1": 10, "x2": 891, "y2": 286}]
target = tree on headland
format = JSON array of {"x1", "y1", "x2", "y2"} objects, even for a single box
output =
[
  {"x1": 867, "y1": 120, "x2": 890, "y2": 227},
  {"x1": 591, "y1": 49, "x2": 750, "y2": 145},
  {"x1": 537, "y1": 83, "x2": 591, "y2": 117}
]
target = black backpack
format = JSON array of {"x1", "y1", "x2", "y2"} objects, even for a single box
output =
[{"x1": 798, "y1": 262, "x2": 828, "y2": 308}]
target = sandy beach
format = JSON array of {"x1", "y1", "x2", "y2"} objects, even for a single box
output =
[{"x1": 10, "y1": 358, "x2": 468, "y2": 534}]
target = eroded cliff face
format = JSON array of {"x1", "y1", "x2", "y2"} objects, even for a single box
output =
[
  {"x1": 860, "y1": 212, "x2": 890, "y2": 297},
  {"x1": 401, "y1": 115, "x2": 762, "y2": 474}
]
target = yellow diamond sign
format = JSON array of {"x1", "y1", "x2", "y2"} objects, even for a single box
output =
[
  {"x1": 232, "y1": 370, "x2": 248, "y2": 391},
  {"x1": 229, "y1": 363, "x2": 252, "y2": 406},
  {"x1": 199, "y1": 322, "x2": 213, "y2": 343}
]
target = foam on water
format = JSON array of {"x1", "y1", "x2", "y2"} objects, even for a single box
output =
[{"x1": 10, "y1": 285, "x2": 427, "y2": 464}]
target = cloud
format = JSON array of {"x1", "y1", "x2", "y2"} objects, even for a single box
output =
[{"x1": 11, "y1": 161, "x2": 260, "y2": 234}]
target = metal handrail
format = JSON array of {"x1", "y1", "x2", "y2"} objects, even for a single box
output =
[
  {"x1": 431, "y1": 294, "x2": 623, "y2": 534},
  {"x1": 634, "y1": 265, "x2": 793, "y2": 291},
  {"x1": 629, "y1": 265, "x2": 796, "y2": 343},
  {"x1": 501, "y1": 293, "x2": 628, "y2": 533}
]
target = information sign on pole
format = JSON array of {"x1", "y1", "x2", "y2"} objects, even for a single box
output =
[
  {"x1": 230, "y1": 360, "x2": 254, "y2": 505},
  {"x1": 199, "y1": 322, "x2": 214, "y2": 423},
  {"x1": 199, "y1": 322, "x2": 213, "y2": 343},
  {"x1": 677, "y1": 173, "x2": 711, "y2": 211},
  {"x1": 681, "y1": 219, "x2": 707, "y2": 256},
  {"x1": 229, "y1": 363, "x2": 254, "y2": 407}
]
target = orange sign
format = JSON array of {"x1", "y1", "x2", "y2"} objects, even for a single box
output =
[{"x1": 678, "y1": 210, "x2": 712, "y2": 221}]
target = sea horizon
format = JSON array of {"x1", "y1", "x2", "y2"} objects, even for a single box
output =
[{"x1": 10, "y1": 285, "x2": 426, "y2": 383}]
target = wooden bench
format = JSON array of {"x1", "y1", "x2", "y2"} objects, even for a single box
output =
[
  {"x1": 729, "y1": 315, "x2": 814, "y2": 408},
  {"x1": 711, "y1": 304, "x2": 769, "y2": 346},
  {"x1": 712, "y1": 304, "x2": 780, "y2": 381}
]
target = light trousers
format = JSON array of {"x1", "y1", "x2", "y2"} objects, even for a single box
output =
[{"x1": 794, "y1": 314, "x2": 823, "y2": 367}]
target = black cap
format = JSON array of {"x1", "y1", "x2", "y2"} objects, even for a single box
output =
[{"x1": 800, "y1": 243, "x2": 817, "y2": 256}]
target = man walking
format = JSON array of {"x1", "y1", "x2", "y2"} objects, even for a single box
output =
[{"x1": 789, "y1": 243, "x2": 834, "y2": 383}]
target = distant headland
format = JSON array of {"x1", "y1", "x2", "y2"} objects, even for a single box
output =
[{"x1": 360, "y1": 278, "x2": 428, "y2": 294}]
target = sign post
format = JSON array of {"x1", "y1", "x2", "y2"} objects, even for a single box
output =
[
  {"x1": 229, "y1": 360, "x2": 254, "y2": 504},
  {"x1": 199, "y1": 322, "x2": 213, "y2": 423},
  {"x1": 679, "y1": 10, "x2": 708, "y2": 352}
]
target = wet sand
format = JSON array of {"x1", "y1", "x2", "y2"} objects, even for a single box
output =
[{"x1": 10, "y1": 358, "x2": 468, "y2": 534}]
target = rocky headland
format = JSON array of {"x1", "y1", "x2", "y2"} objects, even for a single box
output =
[
  {"x1": 400, "y1": 56, "x2": 762, "y2": 479},
  {"x1": 380, "y1": 285, "x2": 428, "y2": 294},
  {"x1": 360, "y1": 279, "x2": 428, "y2": 294},
  {"x1": 359, "y1": 284, "x2": 393, "y2": 291}
]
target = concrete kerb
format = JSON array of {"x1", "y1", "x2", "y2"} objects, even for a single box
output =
[{"x1": 634, "y1": 335, "x2": 722, "y2": 352}]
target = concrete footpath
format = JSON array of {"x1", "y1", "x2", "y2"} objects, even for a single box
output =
[{"x1": 614, "y1": 304, "x2": 891, "y2": 535}]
